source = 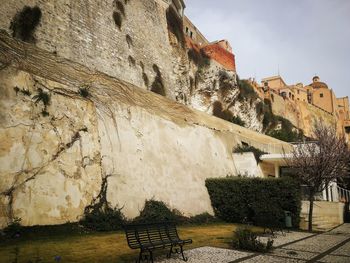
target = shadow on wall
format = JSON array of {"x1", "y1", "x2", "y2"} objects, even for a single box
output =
[{"x1": 10, "y1": 5, "x2": 42, "y2": 43}]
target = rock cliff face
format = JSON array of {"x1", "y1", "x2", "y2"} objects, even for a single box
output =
[
  {"x1": 0, "y1": 0, "x2": 266, "y2": 134},
  {"x1": 0, "y1": 32, "x2": 292, "y2": 227}
]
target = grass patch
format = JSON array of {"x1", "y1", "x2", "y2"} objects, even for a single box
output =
[{"x1": 0, "y1": 223, "x2": 261, "y2": 263}]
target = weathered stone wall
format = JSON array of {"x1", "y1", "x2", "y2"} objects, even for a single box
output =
[
  {"x1": 270, "y1": 93, "x2": 337, "y2": 137},
  {"x1": 0, "y1": 0, "x2": 181, "y2": 99},
  {"x1": 0, "y1": 32, "x2": 292, "y2": 227}
]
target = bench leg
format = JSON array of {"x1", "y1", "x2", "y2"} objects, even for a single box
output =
[
  {"x1": 180, "y1": 245, "x2": 188, "y2": 262},
  {"x1": 167, "y1": 245, "x2": 173, "y2": 258},
  {"x1": 137, "y1": 250, "x2": 154, "y2": 263}
]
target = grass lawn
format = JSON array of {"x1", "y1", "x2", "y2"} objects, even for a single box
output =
[{"x1": 0, "y1": 223, "x2": 261, "y2": 263}]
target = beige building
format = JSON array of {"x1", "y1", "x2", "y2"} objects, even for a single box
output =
[
  {"x1": 337, "y1": 96, "x2": 350, "y2": 120},
  {"x1": 292, "y1": 83, "x2": 308, "y2": 102},
  {"x1": 261, "y1": 75, "x2": 287, "y2": 92},
  {"x1": 183, "y1": 16, "x2": 209, "y2": 46},
  {"x1": 305, "y1": 76, "x2": 337, "y2": 115}
]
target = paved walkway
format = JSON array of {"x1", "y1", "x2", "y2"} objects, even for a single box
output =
[{"x1": 158, "y1": 224, "x2": 350, "y2": 263}]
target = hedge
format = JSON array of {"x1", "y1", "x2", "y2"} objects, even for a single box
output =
[{"x1": 205, "y1": 177, "x2": 301, "y2": 228}]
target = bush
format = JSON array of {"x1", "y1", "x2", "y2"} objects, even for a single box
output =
[
  {"x1": 232, "y1": 116, "x2": 246, "y2": 127},
  {"x1": 3, "y1": 218, "x2": 22, "y2": 238},
  {"x1": 237, "y1": 77, "x2": 259, "y2": 102},
  {"x1": 80, "y1": 177, "x2": 126, "y2": 231},
  {"x1": 205, "y1": 177, "x2": 301, "y2": 228},
  {"x1": 212, "y1": 101, "x2": 234, "y2": 122},
  {"x1": 133, "y1": 200, "x2": 220, "y2": 225},
  {"x1": 233, "y1": 227, "x2": 273, "y2": 253},
  {"x1": 81, "y1": 207, "x2": 125, "y2": 232},
  {"x1": 186, "y1": 212, "x2": 221, "y2": 225},
  {"x1": 233, "y1": 145, "x2": 266, "y2": 163},
  {"x1": 133, "y1": 200, "x2": 177, "y2": 223},
  {"x1": 267, "y1": 116, "x2": 303, "y2": 142},
  {"x1": 262, "y1": 99, "x2": 277, "y2": 131},
  {"x1": 188, "y1": 49, "x2": 210, "y2": 68}
]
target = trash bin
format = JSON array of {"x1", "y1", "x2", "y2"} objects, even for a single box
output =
[{"x1": 284, "y1": 211, "x2": 292, "y2": 228}]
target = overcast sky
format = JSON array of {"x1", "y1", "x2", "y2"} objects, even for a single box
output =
[{"x1": 185, "y1": 0, "x2": 350, "y2": 98}]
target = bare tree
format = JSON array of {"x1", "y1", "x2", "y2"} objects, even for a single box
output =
[{"x1": 286, "y1": 121, "x2": 350, "y2": 231}]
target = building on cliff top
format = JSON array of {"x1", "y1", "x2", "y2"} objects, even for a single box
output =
[
  {"x1": 261, "y1": 74, "x2": 350, "y2": 140},
  {"x1": 184, "y1": 16, "x2": 236, "y2": 72}
]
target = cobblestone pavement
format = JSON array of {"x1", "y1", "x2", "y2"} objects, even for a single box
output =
[{"x1": 157, "y1": 224, "x2": 350, "y2": 263}]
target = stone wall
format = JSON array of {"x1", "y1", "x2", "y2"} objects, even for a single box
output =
[
  {"x1": 0, "y1": 0, "x2": 182, "y2": 100},
  {"x1": 0, "y1": 32, "x2": 292, "y2": 227},
  {"x1": 269, "y1": 93, "x2": 338, "y2": 137}
]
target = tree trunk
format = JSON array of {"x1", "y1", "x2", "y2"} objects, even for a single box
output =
[{"x1": 308, "y1": 194, "x2": 314, "y2": 232}]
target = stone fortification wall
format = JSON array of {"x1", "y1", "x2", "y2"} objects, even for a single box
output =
[
  {"x1": 0, "y1": 32, "x2": 291, "y2": 228},
  {"x1": 270, "y1": 93, "x2": 337, "y2": 137},
  {"x1": 0, "y1": 0, "x2": 181, "y2": 99}
]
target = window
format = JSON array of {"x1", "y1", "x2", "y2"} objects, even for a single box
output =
[
  {"x1": 190, "y1": 31, "x2": 193, "y2": 38},
  {"x1": 320, "y1": 93, "x2": 324, "y2": 98},
  {"x1": 297, "y1": 90, "x2": 300, "y2": 94},
  {"x1": 185, "y1": 27, "x2": 188, "y2": 33}
]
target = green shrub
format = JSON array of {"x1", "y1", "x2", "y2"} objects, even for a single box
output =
[
  {"x1": 3, "y1": 218, "x2": 22, "y2": 238},
  {"x1": 81, "y1": 207, "x2": 125, "y2": 232},
  {"x1": 256, "y1": 101, "x2": 264, "y2": 116},
  {"x1": 33, "y1": 88, "x2": 50, "y2": 106},
  {"x1": 233, "y1": 227, "x2": 273, "y2": 253},
  {"x1": 267, "y1": 116, "x2": 303, "y2": 142},
  {"x1": 133, "y1": 200, "x2": 220, "y2": 225},
  {"x1": 212, "y1": 101, "x2": 234, "y2": 122},
  {"x1": 188, "y1": 49, "x2": 210, "y2": 68},
  {"x1": 205, "y1": 177, "x2": 301, "y2": 228},
  {"x1": 186, "y1": 213, "x2": 221, "y2": 225},
  {"x1": 79, "y1": 86, "x2": 90, "y2": 98},
  {"x1": 233, "y1": 145, "x2": 266, "y2": 163},
  {"x1": 262, "y1": 99, "x2": 277, "y2": 131},
  {"x1": 80, "y1": 177, "x2": 126, "y2": 231},
  {"x1": 133, "y1": 200, "x2": 177, "y2": 223},
  {"x1": 237, "y1": 77, "x2": 259, "y2": 102},
  {"x1": 231, "y1": 116, "x2": 246, "y2": 127}
]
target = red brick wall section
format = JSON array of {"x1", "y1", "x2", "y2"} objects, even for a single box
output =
[{"x1": 201, "y1": 44, "x2": 236, "y2": 71}]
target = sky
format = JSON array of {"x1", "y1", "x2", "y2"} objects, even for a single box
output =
[{"x1": 185, "y1": 0, "x2": 350, "y2": 98}]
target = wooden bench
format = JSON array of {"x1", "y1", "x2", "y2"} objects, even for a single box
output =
[{"x1": 123, "y1": 221, "x2": 192, "y2": 263}]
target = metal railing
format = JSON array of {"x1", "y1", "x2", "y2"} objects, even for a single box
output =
[{"x1": 337, "y1": 186, "x2": 350, "y2": 203}]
